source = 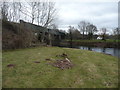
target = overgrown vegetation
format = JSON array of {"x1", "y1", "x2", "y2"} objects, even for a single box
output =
[
  {"x1": 2, "y1": 20, "x2": 36, "y2": 49},
  {"x1": 3, "y1": 47, "x2": 118, "y2": 88}
]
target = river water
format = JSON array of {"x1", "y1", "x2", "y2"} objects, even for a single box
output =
[{"x1": 76, "y1": 46, "x2": 120, "y2": 58}]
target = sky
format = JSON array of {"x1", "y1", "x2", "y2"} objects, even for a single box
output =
[
  {"x1": 3, "y1": 0, "x2": 119, "y2": 34},
  {"x1": 54, "y1": 0, "x2": 119, "y2": 34}
]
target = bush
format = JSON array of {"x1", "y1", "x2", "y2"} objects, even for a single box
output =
[{"x1": 2, "y1": 20, "x2": 36, "y2": 49}]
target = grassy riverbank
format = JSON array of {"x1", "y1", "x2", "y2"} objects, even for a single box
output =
[
  {"x1": 60, "y1": 39, "x2": 120, "y2": 48},
  {"x1": 65, "y1": 39, "x2": 120, "y2": 42},
  {"x1": 2, "y1": 46, "x2": 118, "y2": 88}
]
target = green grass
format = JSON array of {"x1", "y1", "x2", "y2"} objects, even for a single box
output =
[
  {"x1": 0, "y1": 51, "x2": 2, "y2": 89},
  {"x1": 2, "y1": 46, "x2": 118, "y2": 88}
]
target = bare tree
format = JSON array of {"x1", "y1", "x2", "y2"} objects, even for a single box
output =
[
  {"x1": 42, "y1": 2, "x2": 57, "y2": 28},
  {"x1": 113, "y1": 27, "x2": 120, "y2": 41},
  {"x1": 1, "y1": 1, "x2": 57, "y2": 26},
  {"x1": 0, "y1": 2, "x2": 9, "y2": 21},
  {"x1": 24, "y1": 2, "x2": 38, "y2": 24},
  {"x1": 36, "y1": 2, "x2": 41, "y2": 25},
  {"x1": 49, "y1": 23, "x2": 58, "y2": 29},
  {"x1": 101, "y1": 28, "x2": 107, "y2": 41},
  {"x1": 68, "y1": 26, "x2": 75, "y2": 48},
  {"x1": 78, "y1": 21, "x2": 89, "y2": 39},
  {"x1": 1, "y1": 1, "x2": 58, "y2": 46},
  {"x1": 113, "y1": 28, "x2": 120, "y2": 35},
  {"x1": 0, "y1": 1, "x2": 22, "y2": 22},
  {"x1": 72, "y1": 29, "x2": 81, "y2": 40},
  {"x1": 8, "y1": 1, "x2": 22, "y2": 22},
  {"x1": 86, "y1": 24, "x2": 97, "y2": 40},
  {"x1": 36, "y1": 1, "x2": 57, "y2": 43},
  {"x1": 29, "y1": 1, "x2": 57, "y2": 27}
]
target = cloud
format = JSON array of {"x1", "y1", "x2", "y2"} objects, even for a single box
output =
[{"x1": 55, "y1": 1, "x2": 118, "y2": 32}]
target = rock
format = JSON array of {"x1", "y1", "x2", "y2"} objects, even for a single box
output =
[{"x1": 65, "y1": 58, "x2": 71, "y2": 62}]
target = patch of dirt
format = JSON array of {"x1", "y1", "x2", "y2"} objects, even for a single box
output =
[
  {"x1": 7, "y1": 64, "x2": 15, "y2": 68},
  {"x1": 46, "y1": 53, "x2": 74, "y2": 70},
  {"x1": 34, "y1": 61, "x2": 40, "y2": 63},
  {"x1": 45, "y1": 58, "x2": 51, "y2": 61},
  {"x1": 49, "y1": 58, "x2": 74, "y2": 70}
]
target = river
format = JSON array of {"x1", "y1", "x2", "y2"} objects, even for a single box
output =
[{"x1": 76, "y1": 46, "x2": 120, "y2": 58}]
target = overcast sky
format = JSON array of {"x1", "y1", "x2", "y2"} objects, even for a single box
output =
[{"x1": 55, "y1": 0, "x2": 119, "y2": 34}]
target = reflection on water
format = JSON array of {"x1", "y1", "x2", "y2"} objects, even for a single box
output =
[{"x1": 78, "y1": 46, "x2": 120, "y2": 58}]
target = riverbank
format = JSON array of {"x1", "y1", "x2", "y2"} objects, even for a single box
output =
[
  {"x1": 3, "y1": 46, "x2": 118, "y2": 88},
  {"x1": 60, "y1": 40, "x2": 120, "y2": 48}
]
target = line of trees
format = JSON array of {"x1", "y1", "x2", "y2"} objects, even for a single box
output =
[
  {"x1": 113, "y1": 27, "x2": 120, "y2": 41},
  {"x1": 78, "y1": 21, "x2": 99, "y2": 40},
  {"x1": 68, "y1": 21, "x2": 98, "y2": 41},
  {"x1": 68, "y1": 20, "x2": 120, "y2": 41},
  {"x1": 1, "y1": 1, "x2": 58, "y2": 49},
  {"x1": 0, "y1": 1, "x2": 57, "y2": 28}
]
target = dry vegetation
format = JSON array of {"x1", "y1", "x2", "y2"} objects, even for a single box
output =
[{"x1": 2, "y1": 20, "x2": 36, "y2": 49}]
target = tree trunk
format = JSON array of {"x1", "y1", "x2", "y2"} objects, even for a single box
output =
[
  {"x1": 41, "y1": 32, "x2": 45, "y2": 43},
  {"x1": 48, "y1": 33, "x2": 52, "y2": 46},
  {"x1": 70, "y1": 32, "x2": 73, "y2": 48},
  {"x1": 83, "y1": 32, "x2": 84, "y2": 39}
]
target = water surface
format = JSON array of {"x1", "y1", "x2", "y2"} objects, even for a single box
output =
[{"x1": 77, "y1": 46, "x2": 120, "y2": 58}]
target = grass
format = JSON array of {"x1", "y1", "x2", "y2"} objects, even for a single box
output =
[
  {"x1": 2, "y1": 46, "x2": 118, "y2": 88},
  {"x1": 0, "y1": 51, "x2": 2, "y2": 89}
]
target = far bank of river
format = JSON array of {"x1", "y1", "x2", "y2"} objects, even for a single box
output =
[
  {"x1": 59, "y1": 41, "x2": 120, "y2": 58},
  {"x1": 60, "y1": 41, "x2": 120, "y2": 48}
]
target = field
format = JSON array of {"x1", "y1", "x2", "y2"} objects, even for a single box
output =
[{"x1": 2, "y1": 46, "x2": 118, "y2": 88}]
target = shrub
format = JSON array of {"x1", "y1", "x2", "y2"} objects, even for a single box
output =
[{"x1": 2, "y1": 20, "x2": 36, "y2": 49}]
